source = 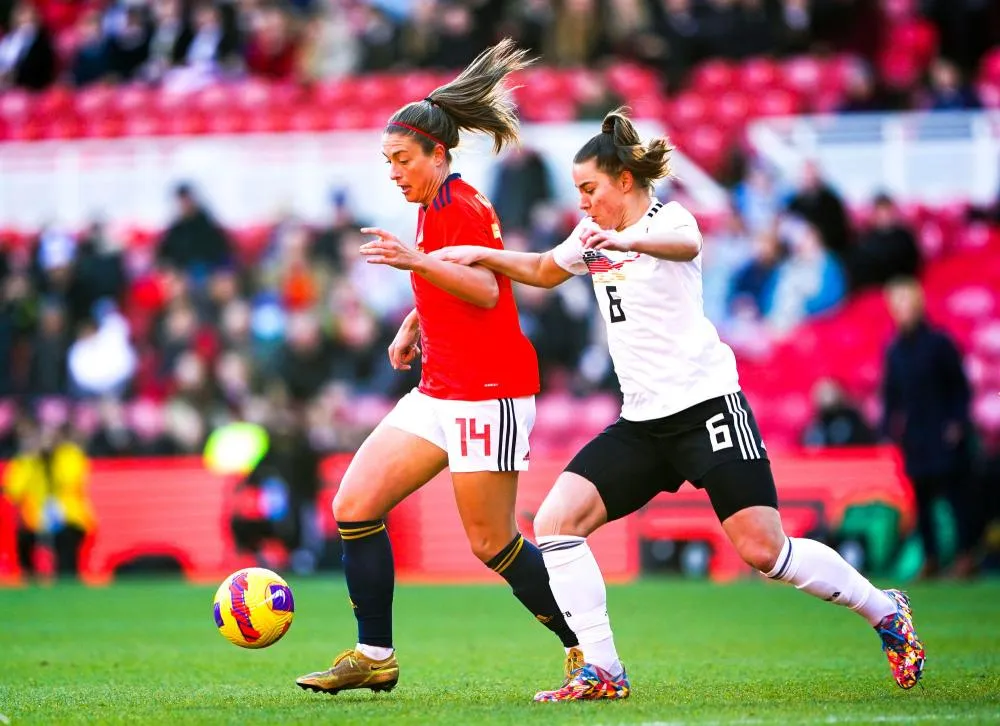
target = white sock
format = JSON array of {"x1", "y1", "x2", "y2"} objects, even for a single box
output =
[
  {"x1": 764, "y1": 537, "x2": 897, "y2": 626},
  {"x1": 356, "y1": 643, "x2": 394, "y2": 661},
  {"x1": 538, "y1": 536, "x2": 623, "y2": 678}
]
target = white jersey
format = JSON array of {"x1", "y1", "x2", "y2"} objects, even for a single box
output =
[{"x1": 552, "y1": 200, "x2": 740, "y2": 421}]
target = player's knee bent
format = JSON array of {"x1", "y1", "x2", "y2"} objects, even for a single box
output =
[
  {"x1": 332, "y1": 489, "x2": 385, "y2": 523},
  {"x1": 734, "y1": 534, "x2": 785, "y2": 572},
  {"x1": 467, "y1": 528, "x2": 516, "y2": 564},
  {"x1": 533, "y1": 498, "x2": 594, "y2": 539}
]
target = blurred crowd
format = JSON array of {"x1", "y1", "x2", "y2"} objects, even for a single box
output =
[
  {"x1": 0, "y1": 0, "x2": 995, "y2": 108},
  {"x1": 2, "y1": 151, "x2": 998, "y2": 460}
]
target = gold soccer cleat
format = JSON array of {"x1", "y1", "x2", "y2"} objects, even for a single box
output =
[{"x1": 296, "y1": 649, "x2": 399, "y2": 695}]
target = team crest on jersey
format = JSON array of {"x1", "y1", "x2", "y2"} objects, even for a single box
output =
[{"x1": 583, "y1": 249, "x2": 636, "y2": 282}]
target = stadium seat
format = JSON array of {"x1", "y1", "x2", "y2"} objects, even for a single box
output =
[
  {"x1": 668, "y1": 91, "x2": 709, "y2": 129},
  {"x1": 783, "y1": 56, "x2": 823, "y2": 96},
  {"x1": 739, "y1": 58, "x2": 782, "y2": 93},
  {"x1": 692, "y1": 59, "x2": 736, "y2": 94}
]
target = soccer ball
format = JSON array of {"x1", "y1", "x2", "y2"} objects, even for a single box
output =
[{"x1": 213, "y1": 568, "x2": 295, "y2": 649}]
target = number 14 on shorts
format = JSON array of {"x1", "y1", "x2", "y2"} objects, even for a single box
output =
[{"x1": 455, "y1": 417, "x2": 491, "y2": 456}]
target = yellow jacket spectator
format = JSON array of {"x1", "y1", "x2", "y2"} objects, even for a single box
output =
[{"x1": 3, "y1": 426, "x2": 95, "y2": 578}]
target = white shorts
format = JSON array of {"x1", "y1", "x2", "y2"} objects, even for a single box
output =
[{"x1": 382, "y1": 388, "x2": 535, "y2": 473}]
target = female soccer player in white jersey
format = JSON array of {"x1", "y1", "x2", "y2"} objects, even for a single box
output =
[
  {"x1": 295, "y1": 40, "x2": 582, "y2": 696},
  {"x1": 435, "y1": 108, "x2": 925, "y2": 701}
]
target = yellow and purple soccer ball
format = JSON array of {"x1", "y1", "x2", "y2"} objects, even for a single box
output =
[{"x1": 213, "y1": 568, "x2": 295, "y2": 649}]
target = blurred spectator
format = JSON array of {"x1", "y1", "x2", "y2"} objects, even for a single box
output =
[
  {"x1": 3, "y1": 421, "x2": 95, "y2": 579},
  {"x1": 69, "y1": 221, "x2": 128, "y2": 324},
  {"x1": 428, "y1": 1, "x2": 481, "y2": 69},
  {"x1": 491, "y1": 147, "x2": 554, "y2": 234},
  {"x1": 67, "y1": 302, "x2": 137, "y2": 399},
  {"x1": 786, "y1": 161, "x2": 852, "y2": 258},
  {"x1": 28, "y1": 300, "x2": 70, "y2": 397},
  {"x1": 0, "y1": 1, "x2": 55, "y2": 90},
  {"x1": 847, "y1": 193, "x2": 921, "y2": 291},
  {"x1": 157, "y1": 184, "x2": 233, "y2": 278},
  {"x1": 311, "y1": 189, "x2": 365, "y2": 272},
  {"x1": 766, "y1": 220, "x2": 846, "y2": 335},
  {"x1": 105, "y1": 0, "x2": 151, "y2": 81},
  {"x1": 732, "y1": 163, "x2": 783, "y2": 236},
  {"x1": 882, "y1": 277, "x2": 977, "y2": 579},
  {"x1": 727, "y1": 227, "x2": 782, "y2": 319},
  {"x1": 802, "y1": 378, "x2": 875, "y2": 447},
  {"x1": 924, "y1": 57, "x2": 982, "y2": 111},
  {"x1": 168, "y1": 0, "x2": 239, "y2": 88},
  {"x1": 774, "y1": 0, "x2": 813, "y2": 56},
  {"x1": 143, "y1": 0, "x2": 187, "y2": 83},
  {"x1": 89, "y1": 397, "x2": 138, "y2": 457},
  {"x1": 279, "y1": 311, "x2": 334, "y2": 402},
  {"x1": 71, "y1": 10, "x2": 111, "y2": 87},
  {"x1": 245, "y1": 2, "x2": 299, "y2": 80},
  {"x1": 837, "y1": 59, "x2": 889, "y2": 113},
  {"x1": 355, "y1": 5, "x2": 398, "y2": 72}
]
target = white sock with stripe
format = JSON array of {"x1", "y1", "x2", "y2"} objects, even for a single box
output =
[
  {"x1": 765, "y1": 537, "x2": 897, "y2": 626},
  {"x1": 538, "y1": 536, "x2": 623, "y2": 678}
]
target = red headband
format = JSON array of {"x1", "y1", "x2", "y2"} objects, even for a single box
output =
[{"x1": 389, "y1": 122, "x2": 446, "y2": 149}]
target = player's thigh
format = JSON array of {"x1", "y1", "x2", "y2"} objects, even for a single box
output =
[
  {"x1": 702, "y1": 460, "x2": 784, "y2": 571},
  {"x1": 451, "y1": 469, "x2": 520, "y2": 561},
  {"x1": 333, "y1": 392, "x2": 449, "y2": 521},
  {"x1": 533, "y1": 471, "x2": 608, "y2": 538},
  {"x1": 560, "y1": 418, "x2": 683, "y2": 526}
]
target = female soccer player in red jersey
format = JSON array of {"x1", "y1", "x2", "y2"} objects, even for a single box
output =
[{"x1": 296, "y1": 40, "x2": 580, "y2": 696}]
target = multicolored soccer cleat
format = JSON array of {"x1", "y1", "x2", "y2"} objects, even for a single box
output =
[
  {"x1": 564, "y1": 647, "x2": 584, "y2": 680},
  {"x1": 534, "y1": 662, "x2": 631, "y2": 702},
  {"x1": 876, "y1": 589, "x2": 925, "y2": 689},
  {"x1": 296, "y1": 649, "x2": 399, "y2": 695}
]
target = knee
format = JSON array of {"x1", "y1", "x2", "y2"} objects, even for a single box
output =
[
  {"x1": 469, "y1": 530, "x2": 514, "y2": 564},
  {"x1": 735, "y1": 533, "x2": 786, "y2": 572},
  {"x1": 533, "y1": 497, "x2": 594, "y2": 539},
  {"x1": 332, "y1": 489, "x2": 381, "y2": 523}
]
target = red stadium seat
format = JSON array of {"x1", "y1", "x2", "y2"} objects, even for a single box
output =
[
  {"x1": 692, "y1": 60, "x2": 735, "y2": 94},
  {"x1": 715, "y1": 90, "x2": 751, "y2": 128},
  {"x1": 981, "y1": 48, "x2": 1000, "y2": 85},
  {"x1": 668, "y1": 91, "x2": 709, "y2": 129},
  {"x1": 74, "y1": 84, "x2": 115, "y2": 118},
  {"x1": 754, "y1": 88, "x2": 800, "y2": 118},
  {"x1": 782, "y1": 56, "x2": 823, "y2": 96},
  {"x1": 111, "y1": 84, "x2": 153, "y2": 115},
  {"x1": 605, "y1": 63, "x2": 660, "y2": 98},
  {"x1": 739, "y1": 58, "x2": 782, "y2": 92}
]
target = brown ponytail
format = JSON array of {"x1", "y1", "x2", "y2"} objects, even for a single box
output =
[
  {"x1": 575, "y1": 107, "x2": 673, "y2": 188},
  {"x1": 385, "y1": 39, "x2": 534, "y2": 158}
]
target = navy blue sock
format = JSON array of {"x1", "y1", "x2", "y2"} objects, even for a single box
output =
[
  {"x1": 487, "y1": 533, "x2": 579, "y2": 648},
  {"x1": 338, "y1": 519, "x2": 394, "y2": 648}
]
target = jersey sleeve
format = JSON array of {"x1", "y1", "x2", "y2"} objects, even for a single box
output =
[
  {"x1": 551, "y1": 219, "x2": 591, "y2": 276},
  {"x1": 650, "y1": 202, "x2": 703, "y2": 246},
  {"x1": 433, "y1": 196, "x2": 501, "y2": 250}
]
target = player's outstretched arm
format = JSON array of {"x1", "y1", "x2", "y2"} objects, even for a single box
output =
[
  {"x1": 360, "y1": 227, "x2": 499, "y2": 308},
  {"x1": 433, "y1": 246, "x2": 572, "y2": 289}
]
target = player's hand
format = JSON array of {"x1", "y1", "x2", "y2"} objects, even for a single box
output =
[
  {"x1": 387, "y1": 323, "x2": 421, "y2": 371},
  {"x1": 360, "y1": 227, "x2": 422, "y2": 271},
  {"x1": 580, "y1": 227, "x2": 634, "y2": 253},
  {"x1": 429, "y1": 246, "x2": 487, "y2": 266}
]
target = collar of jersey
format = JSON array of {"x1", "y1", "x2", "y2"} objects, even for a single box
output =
[{"x1": 422, "y1": 173, "x2": 462, "y2": 210}]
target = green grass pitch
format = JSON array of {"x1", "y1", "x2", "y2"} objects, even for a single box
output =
[{"x1": 1, "y1": 578, "x2": 998, "y2": 725}]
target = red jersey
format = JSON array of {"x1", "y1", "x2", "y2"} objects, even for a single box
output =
[{"x1": 413, "y1": 174, "x2": 539, "y2": 400}]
